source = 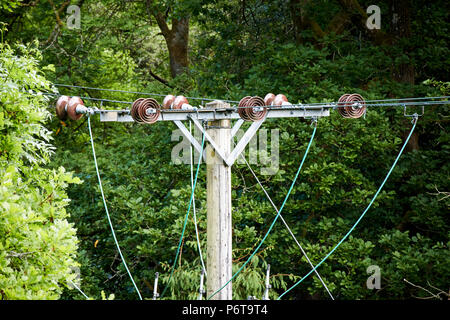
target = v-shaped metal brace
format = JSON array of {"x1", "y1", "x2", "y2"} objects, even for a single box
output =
[{"x1": 174, "y1": 116, "x2": 265, "y2": 167}]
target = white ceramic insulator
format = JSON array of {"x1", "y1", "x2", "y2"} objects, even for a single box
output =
[
  {"x1": 181, "y1": 103, "x2": 195, "y2": 110},
  {"x1": 75, "y1": 105, "x2": 88, "y2": 114}
]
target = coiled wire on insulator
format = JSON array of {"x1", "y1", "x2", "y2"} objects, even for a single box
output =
[
  {"x1": 238, "y1": 96, "x2": 267, "y2": 121},
  {"x1": 131, "y1": 98, "x2": 160, "y2": 124},
  {"x1": 337, "y1": 93, "x2": 366, "y2": 119}
]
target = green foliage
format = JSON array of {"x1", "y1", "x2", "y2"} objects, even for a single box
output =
[
  {"x1": 0, "y1": 42, "x2": 80, "y2": 299},
  {"x1": 1, "y1": 0, "x2": 448, "y2": 300}
]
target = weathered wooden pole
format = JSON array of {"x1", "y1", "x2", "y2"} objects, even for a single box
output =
[{"x1": 206, "y1": 101, "x2": 232, "y2": 300}]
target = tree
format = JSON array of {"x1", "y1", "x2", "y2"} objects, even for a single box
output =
[
  {"x1": 0, "y1": 40, "x2": 81, "y2": 299},
  {"x1": 145, "y1": 0, "x2": 190, "y2": 78}
]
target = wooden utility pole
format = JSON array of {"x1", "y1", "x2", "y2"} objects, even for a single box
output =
[
  {"x1": 206, "y1": 116, "x2": 232, "y2": 300},
  {"x1": 96, "y1": 97, "x2": 330, "y2": 300}
]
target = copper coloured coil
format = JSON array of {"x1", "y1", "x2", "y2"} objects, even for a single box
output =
[
  {"x1": 131, "y1": 98, "x2": 146, "y2": 123},
  {"x1": 246, "y1": 96, "x2": 267, "y2": 121},
  {"x1": 238, "y1": 96, "x2": 252, "y2": 121},
  {"x1": 173, "y1": 95, "x2": 189, "y2": 109},
  {"x1": 344, "y1": 94, "x2": 366, "y2": 119},
  {"x1": 163, "y1": 95, "x2": 175, "y2": 109},
  {"x1": 55, "y1": 95, "x2": 70, "y2": 120},
  {"x1": 138, "y1": 98, "x2": 160, "y2": 124},
  {"x1": 264, "y1": 93, "x2": 275, "y2": 106},
  {"x1": 337, "y1": 94, "x2": 351, "y2": 118},
  {"x1": 273, "y1": 94, "x2": 288, "y2": 107},
  {"x1": 67, "y1": 96, "x2": 84, "y2": 121}
]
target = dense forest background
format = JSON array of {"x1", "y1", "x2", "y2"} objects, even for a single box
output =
[{"x1": 0, "y1": 0, "x2": 449, "y2": 300}]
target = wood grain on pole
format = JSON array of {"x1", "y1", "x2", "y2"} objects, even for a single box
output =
[{"x1": 206, "y1": 101, "x2": 232, "y2": 300}]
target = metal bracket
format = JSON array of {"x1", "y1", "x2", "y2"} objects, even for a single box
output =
[
  {"x1": 404, "y1": 104, "x2": 424, "y2": 118},
  {"x1": 198, "y1": 269, "x2": 206, "y2": 300},
  {"x1": 262, "y1": 264, "x2": 271, "y2": 300},
  {"x1": 153, "y1": 272, "x2": 159, "y2": 300},
  {"x1": 190, "y1": 116, "x2": 231, "y2": 166}
]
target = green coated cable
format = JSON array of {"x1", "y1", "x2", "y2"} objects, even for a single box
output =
[
  {"x1": 277, "y1": 117, "x2": 418, "y2": 300},
  {"x1": 207, "y1": 122, "x2": 318, "y2": 300},
  {"x1": 87, "y1": 116, "x2": 143, "y2": 300},
  {"x1": 189, "y1": 121, "x2": 207, "y2": 276},
  {"x1": 160, "y1": 128, "x2": 206, "y2": 298},
  {"x1": 68, "y1": 279, "x2": 90, "y2": 300}
]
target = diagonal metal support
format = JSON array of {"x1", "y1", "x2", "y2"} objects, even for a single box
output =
[
  {"x1": 174, "y1": 120, "x2": 206, "y2": 162},
  {"x1": 178, "y1": 116, "x2": 265, "y2": 167},
  {"x1": 227, "y1": 118, "x2": 265, "y2": 166},
  {"x1": 190, "y1": 116, "x2": 232, "y2": 166},
  {"x1": 231, "y1": 119, "x2": 244, "y2": 138}
]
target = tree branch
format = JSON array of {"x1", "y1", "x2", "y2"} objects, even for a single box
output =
[
  {"x1": 149, "y1": 69, "x2": 173, "y2": 88},
  {"x1": 48, "y1": 0, "x2": 71, "y2": 28},
  {"x1": 7, "y1": 251, "x2": 36, "y2": 259},
  {"x1": 146, "y1": 0, "x2": 171, "y2": 38},
  {"x1": 403, "y1": 278, "x2": 446, "y2": 300}
]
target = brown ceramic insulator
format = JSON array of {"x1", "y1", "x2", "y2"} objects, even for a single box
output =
[
  {"x1": 55, "y1": 95, "x2": 70, "y2": 120},
  {"x1": 264, "y1": 93, "x2": 275, "y2": 106},
  {"x1": 67, "y1": 96, "x2": 84, "y2": 121},
  {"x1": 238, "y1": 96, "x2": 252, "y2": 121},
  {"x1": 163, "y1": 95, "x2": 175, "y2": 109},
  {"x1": 337, "y1": 94, "x2": 351, "y2": 118},
  {"x1": 246, "y1": 96, "x2": 267, "y2": 121},
  {"x1": 131, "y1": 98, "x2": 145, "y2": 123},
  {"x1": 138, "y1": 98, "x2": 160, "y2": 124},
  {"x1": 173, "y1": 96, "x2": 189, "y2": 109},
  {"x1": 344, "y1": 94, "x2": 366, "y2": 119},
  {"x1": 273, "y1": 94, "x2": 288, "y2": 107}
]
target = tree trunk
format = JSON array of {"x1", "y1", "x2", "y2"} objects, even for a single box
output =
[
  {"x1": 165, "y1": 17, "x2": 189, "y2": 78},
  {"x1": 146, "y1": 1, "x2": 189, "y2": 78},
  {"x1": 390, "y1": 0, "x2": 419, "y2": 151},
  {"x1": 290, "y1": 0, "x2": 326, "y2": 42},
  {"x1": 391, "y1": 0, "x2": 415, "y2": 85}
]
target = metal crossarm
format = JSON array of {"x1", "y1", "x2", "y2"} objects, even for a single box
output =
[{"x1": 98, "y1": 105, "x2": 331, "y2": 123}]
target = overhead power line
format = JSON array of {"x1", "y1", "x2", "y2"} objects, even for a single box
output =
[
  {"x1": 241, "y1": 155, "x2": 334, "y2": 300},
  {"x1": 160, "y1": 127, "x2": 206, "y2": 299},
  {"x1": 277, "y1": 116, "x2": 419, "y2": 300},
  {"x1": 208, "y1": 121, "x2": 317, "y2": 300},
  {"x1": 52, "y1": 83, "x2": 239, "y2": 103},
  {"x1": 88, "y1": 116, "x2": 143, "y2": 300}
]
